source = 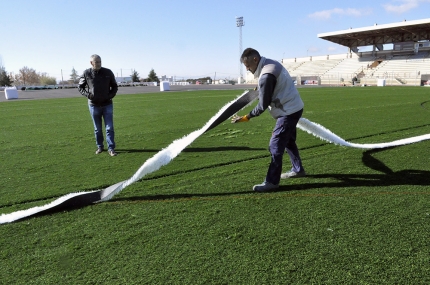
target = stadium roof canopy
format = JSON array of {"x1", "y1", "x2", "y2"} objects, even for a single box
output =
[{"x1": 318, "y1": 18, "x2": 430, "y2": 50}]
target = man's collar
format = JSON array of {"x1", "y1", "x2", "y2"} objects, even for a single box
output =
[{"x1": 253, "y1": 57, "x2": 266, "y2": 79}]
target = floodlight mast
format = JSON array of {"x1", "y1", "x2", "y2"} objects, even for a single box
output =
[{"x1": 236, "y1": 16, "x2": 244, "y2": 83}]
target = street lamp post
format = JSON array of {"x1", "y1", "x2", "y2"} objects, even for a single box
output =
[{"x1": 236, "y1": 16, "x2": 244, "y2": 84}]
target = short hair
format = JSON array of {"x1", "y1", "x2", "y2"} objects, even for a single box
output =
[
  {"x1": 240, "y1": 48, "x2": 260, "y2": 63},
  {"x1": 90, "y1": 54, "x2": 101, "y2": 61}
]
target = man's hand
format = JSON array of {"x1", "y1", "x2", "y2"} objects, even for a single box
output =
[{"x1": 231, "y1": 114, "x2": 249, "y2": 123}]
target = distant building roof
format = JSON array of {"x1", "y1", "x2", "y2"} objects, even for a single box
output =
[{"x1": 318, "y1": 18, "x2": 430, "y2": 48}]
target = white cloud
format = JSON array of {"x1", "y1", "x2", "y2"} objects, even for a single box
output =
[
  {"x1": 383, "y1": 0, "x2": 430, "y2": 13},
  {"x1": 308, "y1": 8, "x2": 372, "y2": 20},
  {"x1": 308, "y1": 47, "x2": 320, "y2": 52}
]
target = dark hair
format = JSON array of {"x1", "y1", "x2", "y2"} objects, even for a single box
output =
[{"x1": 240, "y1": 48, "x2": 260, "y2": 63}]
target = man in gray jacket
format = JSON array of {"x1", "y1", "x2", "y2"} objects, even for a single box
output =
[
  {"x1": 232, "y1": 48, "x2": 305, "y2": 192},
  {"x1": 78, "y1": 54, "x2": 118, "y2": 156}
]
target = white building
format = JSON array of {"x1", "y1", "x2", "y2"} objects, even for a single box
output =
[
  {"x1": 116, "y1": 77, "x2": 132, "y2": 83},
  {"x1": 159, "y1": 75, "x2": 174, "y2": 83}
]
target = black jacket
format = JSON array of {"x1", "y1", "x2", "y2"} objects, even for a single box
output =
[{"x1": 78, "y1": 67, "x2": 118, "y2": 106}]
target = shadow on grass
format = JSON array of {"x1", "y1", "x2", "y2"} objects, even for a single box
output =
[
  {"x1": 6, "y1": 146, "x2": 429, "y2": 223},
  {"x1": 266, "y1": 147, "x2": 429, "y2": 192},
  {"x1": 116, "y1": 146, "x2": 266, "y2": 153},
  {"x1": 114, "y1": 147, "x2": 430, "y2": 200},
  {"x1": 114, "y1": 166, "x2": 430, "y2": 200},
  {"x1": 265, "y1": 147, "x2": 430, "y2": 193},
  {"x1": 421, "y1": 100, "x2": 430, "y2": 110},
  {"x1": 184, "y1": 146, "x2": 266, "y2": 152}
]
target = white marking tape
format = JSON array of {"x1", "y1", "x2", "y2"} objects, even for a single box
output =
[{"x1": 1, "y1": 91, "x2": 429, "y2": 224}]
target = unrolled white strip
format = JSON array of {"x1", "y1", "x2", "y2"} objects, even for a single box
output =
[
  {"x1": 0, "y1": 191, "x2": 99, "y2": 224},
  {"x1": 297, "y1": 118, "x2": 430, "y2": 149},
  {"x1": 99, "y1": 91, "x2": 254, "y2": 202},
  {"x1": 0, "y1": 91, "x2": 253, "y2": 224},
  {"x1": 1, "y1": 96, "x2": 429, "y2": 224}
]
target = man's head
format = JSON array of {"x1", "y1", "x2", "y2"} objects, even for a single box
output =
[
  {"x1": 240, "y1": 48, "x2": 261, "y2": 74},
  {"x1": 90, "y1": 54, "x2": 102, "y2": 71}
]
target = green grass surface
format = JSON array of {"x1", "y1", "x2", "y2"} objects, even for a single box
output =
[{"x1": 1, "y1": 87, "x2": 429, "y2": 284}]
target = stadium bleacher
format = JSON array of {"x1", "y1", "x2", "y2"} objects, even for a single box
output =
[
  {"x1": 279, "y1": 51, "x2": 430, "y2": 86},
  {"x1": 246, "y1": 19, "x2": 430, "y2": 87},
  {"x1": 246, "y1": 50, "x2": 430, "y2": 86}
]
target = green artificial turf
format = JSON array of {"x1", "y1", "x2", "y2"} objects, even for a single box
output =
[{"x1": 0, "y1": 87, "x2": 429, "y2": 284}]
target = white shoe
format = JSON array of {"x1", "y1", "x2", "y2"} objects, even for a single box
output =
[
  {"x1": 253, "y1": 181, "x2": 279, "y2": 192},
  {"x1": 281, "y1": 170, "x2": 306, "y2": 179}
]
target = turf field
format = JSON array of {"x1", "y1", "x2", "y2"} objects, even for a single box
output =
[{"x1": 0, "y1": 86, "x2": 429, "y2": 284}]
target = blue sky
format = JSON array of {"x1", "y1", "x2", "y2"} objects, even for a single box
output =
[{"x1": 1, "y1": 0, "x2": 429, "y2": 82}]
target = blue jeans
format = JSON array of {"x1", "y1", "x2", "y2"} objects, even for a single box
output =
[
  {"x1": 88, "y1": 103, "x2": 115, "y2": 150},
  {"x1": 266, "y1": 109, "x2": 304, "y2": 185}
]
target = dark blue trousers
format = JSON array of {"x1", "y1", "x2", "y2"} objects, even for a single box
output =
[
  {"x1": 266, "y1": 109, "x2": 304, "y2": 185},
  {"x1": 88, "y1": 103, "x2": 115, "y2": 150}
]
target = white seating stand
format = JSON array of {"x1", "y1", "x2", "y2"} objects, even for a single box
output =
[
  {"x1": 160, "y1": 81, "x2": 170, "y2": 91},
  {"x1": 4, "y1": 86, "x2": 18, "y2": 100}
]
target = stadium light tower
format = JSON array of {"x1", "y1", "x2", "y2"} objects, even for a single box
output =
[{"x1": 236, "y1": 16, "x2": 244, "y2": 84}]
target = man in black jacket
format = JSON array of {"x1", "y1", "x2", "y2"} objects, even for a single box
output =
[{"x1": 78, "y1": 54, "x2": 118, "y2": 156}]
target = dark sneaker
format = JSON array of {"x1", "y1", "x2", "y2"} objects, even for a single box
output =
[
  {"x1": 253, "y1": 181, "x2": 279, "y2": 192},
  {"x1": 281, "y1": 170, "x2": 306, "y2": 179},
  {"x1": 108, "y1": 149, "x2": 117, "y2": 156},
  {"x1": 95, "y1": 148, "x2": 104, "y2": 154}
]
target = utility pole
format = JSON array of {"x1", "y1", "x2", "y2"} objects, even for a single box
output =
[{"x1": 236, "y1": 16, "x2": 244, "y2": 84}]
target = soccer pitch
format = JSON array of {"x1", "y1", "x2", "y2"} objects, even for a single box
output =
[{"x1": 1, "y1": 87, "x2": 429, "y2": 284}]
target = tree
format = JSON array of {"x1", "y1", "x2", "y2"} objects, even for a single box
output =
[
  {"x1": 70, "y1": 67, "x2": 79, "y2": 84},
  {"x1": 147, "y1": 69, "x2": 159, "y2": 83},
  {"x1": 0, "y1": 66, "x2": 14, "y2": 86},
  {"x1": 15, "y1": 66, "x2": 39, "y2": 86},
  {"x1": 39, "y1": 72, "x2": 57, "y2": 85},
  {"x1": 130, "y1": 69, "x2": 140, "y2": 82},
  {"x1": 186, "y1": 76, "x2": 212, "y2": 84}
]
